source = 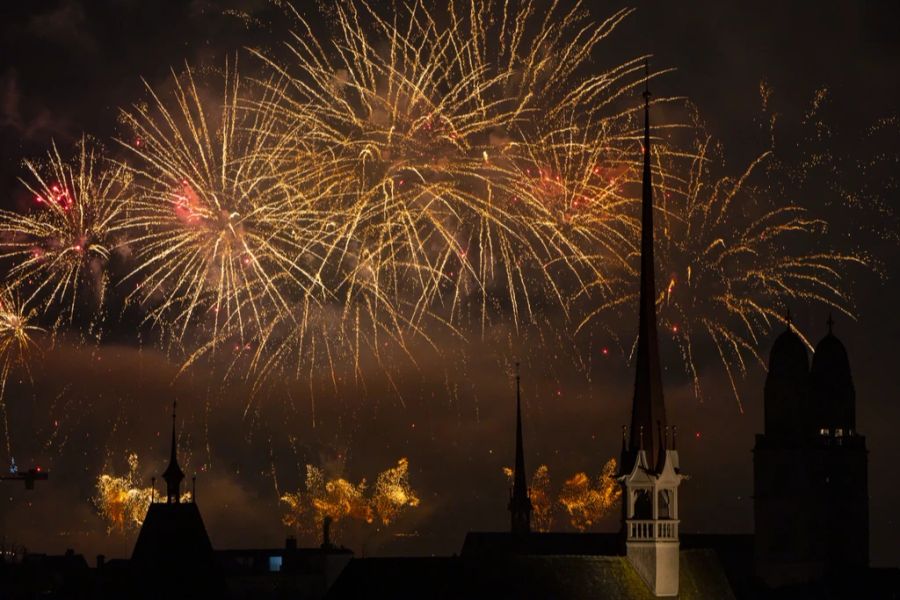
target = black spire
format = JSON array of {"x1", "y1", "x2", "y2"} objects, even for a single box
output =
[
  {"x1": 509, "y1": 362, "x2": 532, "y2": 535},
  {"x1": 162, "y1": 399, "x2": 185, "y2": 504},
  {"x1": 628, "y1": 60, "x2": 667, "y2": 473}
]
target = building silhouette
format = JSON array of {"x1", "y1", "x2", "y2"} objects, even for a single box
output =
[
  {"x1": 130, "y1": 400, "x2": 220, "y2": 598},
  {"x1": 754, "y1": 315, "x2": 869, "y2": 588}
]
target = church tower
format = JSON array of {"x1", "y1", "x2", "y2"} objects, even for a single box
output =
[
  {"x1": 508, "y1": 363, "x2": 533, "y2": 536},
  {"x1": 618, "y1": 67, "x2": 683, "y2": 598},
  {"x1": 754, "y1": 315, "x2": 868, "y2": 588}
]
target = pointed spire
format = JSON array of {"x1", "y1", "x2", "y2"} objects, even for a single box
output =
[
  {"x1": 162, "y1": 399, "x2": 185, "y2": 504},
  {"x1": 827, "y1": 312, "x2": 835, "y2": 335},
  {"x1": 509, "y1": 362, "x2": 532, "y2": 535},
  {"x1": 628, "y1": 58, "x2": 667, "y2": 473},
  {"x1": 785, "y1": 307, "x2": 793, "y2": 329}
]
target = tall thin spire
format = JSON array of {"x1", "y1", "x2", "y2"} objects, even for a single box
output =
[
  {"x1": 628, "y1": 59, "x2": 667, "y2": 473},
  {"x1": 162, "y1": 399, "x2": 185, "y2": 504},
  {"x1": 509, "y1": 362, "x2": 532, "y2": 535}
]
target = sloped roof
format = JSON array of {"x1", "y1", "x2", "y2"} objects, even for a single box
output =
[
  {"x1": 325, "y1": 550, "x2": 734, "y2": 600},
  {"x1": 131, "y1": 502, "x2": 214, "y2": 571}
]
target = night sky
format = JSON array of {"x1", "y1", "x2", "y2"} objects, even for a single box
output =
[{"x1": 0, "y1": 1, "x2": 898, "y2": 566}]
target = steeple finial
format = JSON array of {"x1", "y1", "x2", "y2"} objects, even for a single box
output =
[
  {"x1": 627, "y1": 56, "x2": 667, "y2": 473},
  {"x1": 643, "y1": 58, "x2": 651, "y2": 102},
  {"x1": 785, "y1": 307, "x2": 793, "y2": 329},
  {"x1": 162, "y1": 399, "x2": 185, "y2": 504},
  {"x1": 509, "y1": 362, "x2": 532, "y2": 535},
  {"x1": 827, "y1": 313, "x2": 834, "y2": 334}
]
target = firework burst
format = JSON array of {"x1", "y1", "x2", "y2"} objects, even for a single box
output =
[
  {"x1": 118, "y1": 61, "x2": 329, "y2": 353},
  {"x1": 0, "y1": 139, "x2": 130, "y2": 328},
  {"x1": 250, "y1": 0, "x2": 652, "y2": 337}
]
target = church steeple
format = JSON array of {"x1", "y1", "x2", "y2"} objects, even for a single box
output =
[
  {"x1": 162, "y1": 399, "x2": 185, "y2": 504},
  {"x1": 628, "y1": 61, "x2": 667, "y2": 473},
  {"x1": 508, "y1": 362, "x2": 532, "y2": 535}
]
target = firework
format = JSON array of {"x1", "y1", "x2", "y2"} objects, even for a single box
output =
[
  {"x1": 94, "y1": 453, "x2": 192, "y2": 532},
  {"x1": 118, "y1": 61, "x2": 330, "y2": 351},
  {"x1": 504, "y1": 460, "x2": 619, "y2": 532},
  {"x1": 634, "y1": 129, "x2": 863, "y2": 409},
  {"x1": 504, "y1": 464, "x2": 553, "y2": 532},
  {"x1": 372, "y1": 457, "x2": 420, "y2": 525},
  {"x1": 94, "y1": 453, "x2": 154, "y2": 533},
  {"x1": 0, "y1": 287, "x2": 42, "y2": 460},
  {"x1": 281, "y1": 458, "x2": 420, "y2": 535},
  {"x1": 249, "y1": 0, "x2": 650, "y2": 340},
  {"x1": 0, "y1": 138, "x2": 130, "y2": 328},
  {"x1": 557, "y1": 459, "x2": 621, "y2": 532}
]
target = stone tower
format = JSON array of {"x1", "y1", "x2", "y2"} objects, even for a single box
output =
[{"x1": 754, "y1": 316, "x2": 868, "y2": 588}]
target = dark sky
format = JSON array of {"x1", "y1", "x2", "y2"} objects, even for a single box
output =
[{"x1": 0, "y1": 1, "x2": 898, "y2": 567}]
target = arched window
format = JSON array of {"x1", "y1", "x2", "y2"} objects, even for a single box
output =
[
  {"x1": 634, "y1": 489, "x2": 652, "y2": 519},
  {"x1": 657, "y1": 489, "x2": 672, "y2": 519}
]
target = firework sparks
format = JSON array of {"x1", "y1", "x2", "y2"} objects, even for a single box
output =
[
  {"x1": 0, "y1": 138, "x2": 130, "y2": 328},
  {"x1": 505, "y1": 460, "x2": 619, "y2": 532},
  {"x1": 372, "y1": 457, "x2": 421, "y2": 525},
  {"x1": 0, "y1": 287, "x2": 42, "y2": 460},
  {"x1": 93, "y1": 453, "x2": 154, "y2": 533},
  {"x1": 118, "y1": 60, "x2": 328, "y2": 352},
  {"x1": 558, "y1": 459, "x2": 621, "y2": 532},
  {"x1": 250, "y1": 0, "x2": 650, "y2": 339},
  {"x1": 281, "y1": 458, "x2": 420, "y2": 535},
  {"x1": 94, "y1": 453, "x2": 192, "y2": 532}
]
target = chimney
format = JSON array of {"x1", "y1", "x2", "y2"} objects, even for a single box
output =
[
  {"x1": 321, "y1": 516, "x2": 333, "y2": 550},
  {"x1": 96, "y1": 554, "x2": 105, "y2": 569}
]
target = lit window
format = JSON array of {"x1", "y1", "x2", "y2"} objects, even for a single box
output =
[
  {"x1": 819, "y1": 428, "x2": 829, "y2": 436},
  {"x1": 835, "y1": 428, "x2": 844, "y2": 437},
  {"x1": 268, "y1": 556, "x2": 283, "y2": 572}
]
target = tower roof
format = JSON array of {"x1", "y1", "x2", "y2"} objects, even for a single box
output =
[
  {"x1": 811, "y1": 316, "x2": 855, "y2": 431},
  {"x1": 627, "y1": 63, "x2": 667, "y2": 473},
  {"x1": 162, "y1": 399, "x2": 185, "y2": 503},
  {"x1": 767, "y1": 323, "x2": 808, "y2": 380}
]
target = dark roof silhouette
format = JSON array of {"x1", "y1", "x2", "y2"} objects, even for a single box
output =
[
  {"x1": 131, "y1": 502, "x2": 214, "y2": 569},
  {"x1": 325, "y1": 550, "x2": 734, "y2": 600}
]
